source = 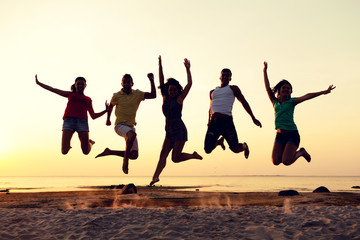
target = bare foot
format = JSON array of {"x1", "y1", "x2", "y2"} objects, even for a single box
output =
[
  {"x1": 122, "y1": 159, "x2": 129, "y2": 174},
  {"x1": 95, "y1": 148, "x2": 111, "y2": 158},
  {"x1": 300, "y1": 147, "x2": 311, "y2": 162},
  {"x1": 243, "y1": 143, "x2": 249, "y2": 159},
  {"x1": 216, "y1": 137, "x2": 226, "y2": 150},
  {"x1": 149, "y1": 178, "x2": 159, "y2": 187},
  {"x1": 193, "y1": 151, "x2": 203, "y2": 160}
]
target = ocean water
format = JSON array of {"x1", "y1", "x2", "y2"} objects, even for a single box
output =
[{"x1": 1, "y1": 176, "x2": 359, "y2": 193}]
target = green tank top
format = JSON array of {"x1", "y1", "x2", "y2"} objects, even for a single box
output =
[{"x1": 273, "y1": 98, "x2": 297, "y2": 130}]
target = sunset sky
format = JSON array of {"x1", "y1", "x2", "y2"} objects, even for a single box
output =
[{"x1": 1, "y1": 0, "x2": 359, "y2": 177}]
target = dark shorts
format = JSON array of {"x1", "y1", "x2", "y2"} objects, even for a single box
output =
[
  {"x1": 165, "y1": 119, "x2": 188, "y2": 142},
  {"x1": 62, "y1": 117, "x2": 89, "y2": 132},
  {"x1": 204, "y1": 115, "x2": 238, "y2": 153},
  {"x1": 275, "y1": 131, "x2": 300, "y2": 147}
]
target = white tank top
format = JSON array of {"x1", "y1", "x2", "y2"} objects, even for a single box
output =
[{"x1": 210, "y1": 85, "x2": 235, "y2": 116}]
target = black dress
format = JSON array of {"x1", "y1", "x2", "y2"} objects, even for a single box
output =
[{"x1": 162, "y1": 98, "x2": 188, "y2": 142}]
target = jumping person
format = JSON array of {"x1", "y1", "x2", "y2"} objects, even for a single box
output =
[
  {"x1": 35, "y1": 74, "x2": 108, "y2": 155},
  {"x1": 204, "y1": 68, "x2": 262, "y2": 158},
  {"x1": 149, "y1": 56, "x2": 202, "y2": 186},
  {"x1": 96, "y1": 73, "x2": 156, "y2": 174},
  {"x1": 263, "y1": 61, "x2": 335, "y2": 165}
]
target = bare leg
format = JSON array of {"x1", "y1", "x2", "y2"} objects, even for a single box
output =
[
  {"x1": 150, "y1": 138, "x2": 173, "y2": 186},
  {"x1": 78, "y1": 131, "x2": 94, "y2": 155},
  {"x1": 96, "y1": 148, "x2": 125, "y2": 158},
  {"x1": 172, "y1": 141, "x2": 203, "y2": 163},
  {"x1": 123, "y1": 130, "x2": 137, "y2": 174},
  {"x1": 282, "y1": 144, "x2": 311, "y2": 166},
  {"x1": 96, "y1": 149, "x2": 138, "y2": 159},
  {"x1": 272, "y1": 142, "x2": 285, "y2": 165},
  {"x1": 229, "y1": 142, "x2": 249, "y2": 159},
  {"x1": 61, "y1": 130, "x2": 74, "y2": 155},
  {"x1": 300, "y1": 147, "x2": 311, "y2": 162}
]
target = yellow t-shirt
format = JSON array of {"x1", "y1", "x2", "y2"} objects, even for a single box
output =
[{"x1": 111, "y1": 89, "x2": 145, "y2": 127}]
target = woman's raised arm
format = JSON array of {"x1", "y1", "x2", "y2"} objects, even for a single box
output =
[{"x1": 35, "y1": 74, "x2": 70, "y2": 98}]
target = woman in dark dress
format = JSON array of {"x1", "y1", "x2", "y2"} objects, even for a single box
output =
[{"x1": 149, "y1": 56, "x2": 202, "y2": 186}]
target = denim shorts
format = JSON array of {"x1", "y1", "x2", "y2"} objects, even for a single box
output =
[{"x1": 62, "y1": 117, "x2": 89, "y2": 132}]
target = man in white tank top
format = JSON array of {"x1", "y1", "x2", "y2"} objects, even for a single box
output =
[{"x1": 204, "y1": 68, "x2": 262, "y2": 158}]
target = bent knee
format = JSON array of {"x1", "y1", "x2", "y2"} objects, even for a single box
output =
[
  {"x1": 127, "y1": 131, "x2": 137, "y2": 139},
  {"x1": 62, "y1": 147, "x2": 71, "y2": 155},
  {"x1": 204, "y1": 148, "x2": 212, "y2": 154},
  {"x1": 229, "y1": 147, "x2": 240, "y2": 153},
  {"x1": 171, "y1": 156, "x2": 180, "y2": 163},
  {"x1": 129, "y1": 151, "x2": 138, "y2": 160},
  {"x1": 272, "y1": 157, "x2": 282, "y2": 166},
  {"x1": 282, "y1": 160, "x2": 292, "y2": 166},
  {"x1": 204, "y1": 144, "x2": 215, "y2": 154},
  {"x1": 62, "y1": 150, "x2": 69, "y2": 155},
  {"x1": 82, "y1": 150, "x2": 90, "y2": 155}
]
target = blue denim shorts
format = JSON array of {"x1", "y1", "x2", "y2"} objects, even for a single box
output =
[{"x1": 62, "y1": 117, "x2": 89, "y2": 132}]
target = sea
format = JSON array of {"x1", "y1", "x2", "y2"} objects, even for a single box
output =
[{"x1": 1, "y1": 176, "x2": 359, "y2": 193}]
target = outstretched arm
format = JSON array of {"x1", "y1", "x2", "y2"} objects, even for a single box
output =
[
  {"x1": 88, "y1": 101, "x2": 110, "y2": 120},
  {"x1": 263, "y1": 62, "x2": 275, "y2": 104},
  {"x1": 231, "y1": 86, "x2": 262, "y2": 128},
  {"x1": 179, "y1": 58, "x2": 192, "y2": 101},
  {"x1": 35, "y1": 74, "x2": 70, "y2": 98},
  {"x1": 144, "y1": 73, "x2": 156, "y2": 99},
  {"x1": 294, "y1": 85, "x2": 336, "y2": 105}
]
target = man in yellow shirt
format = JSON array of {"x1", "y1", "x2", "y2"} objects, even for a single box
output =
[{"x1": 96, "y1": 73, "x2": 156, "y2": 174}]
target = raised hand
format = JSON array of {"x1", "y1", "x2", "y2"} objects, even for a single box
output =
[
  {"x1": 184, "y1": 58, "x2": 191, "y2": 69},
  {"x1": 263, "y1": 61, "x2": 268, "y2": 72},
  {"x1": 147, "y1": 73, "x2": 154, "y2": 81},
  {"x1": 324, "y1": 85, "x2": 336, "y2": 94}
]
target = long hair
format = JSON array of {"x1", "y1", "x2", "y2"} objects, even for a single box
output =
[
  {"x1": 272, "y1": 79, "x2": 292, "y2": 98},
  {"x1": 71, "y1": 77, "x2": 87, "y2": 93},
  {"x1": 160, "y1": 78, "x2": 183, "y2": 98}
]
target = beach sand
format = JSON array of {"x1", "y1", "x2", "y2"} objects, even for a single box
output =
[{"x1": 0, "y1": 187, "x2": 360, "y2": 239}]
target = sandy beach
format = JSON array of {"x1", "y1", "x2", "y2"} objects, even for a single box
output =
[{"x1": 0, "y1": 187, "x2": 360, "y2": 239}]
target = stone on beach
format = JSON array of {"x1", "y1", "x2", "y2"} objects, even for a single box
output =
[
  {"x1": 278, "y1": 190, "x2": 299, "y2": 196},
  {"x1": 313, "y1": 186, "x2": 330, "y2": 193},
  {"x1": 120, "y1": 184, "x2": 137, "y2": 194}
]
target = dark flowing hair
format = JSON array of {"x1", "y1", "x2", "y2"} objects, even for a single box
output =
[
  {"x1": 272, "y1": 79, "x2": 292, "y2": 97},
  {"x1": 160, "y1": 78, "x2": 183, "y2": 98},
  {"x1": 71, "y1": 77, "x2": 86, "y2": 93}
]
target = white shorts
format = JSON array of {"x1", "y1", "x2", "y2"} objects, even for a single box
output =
[{"x1": 114, "y1": 124, "x2": 139, "y2": 152}]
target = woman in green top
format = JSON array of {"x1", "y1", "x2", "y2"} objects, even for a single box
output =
[{"x1": 263, "y1": 62, "x2": 335, "y2": 166}]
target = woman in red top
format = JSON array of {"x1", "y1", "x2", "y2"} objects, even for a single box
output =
[{"x1": 35, "y1": 75, "x2": 108, "y2": 155}]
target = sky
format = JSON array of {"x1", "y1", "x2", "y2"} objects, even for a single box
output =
[{"x1": 0, "y1": 0, "x2": 359, "y2": 177}]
